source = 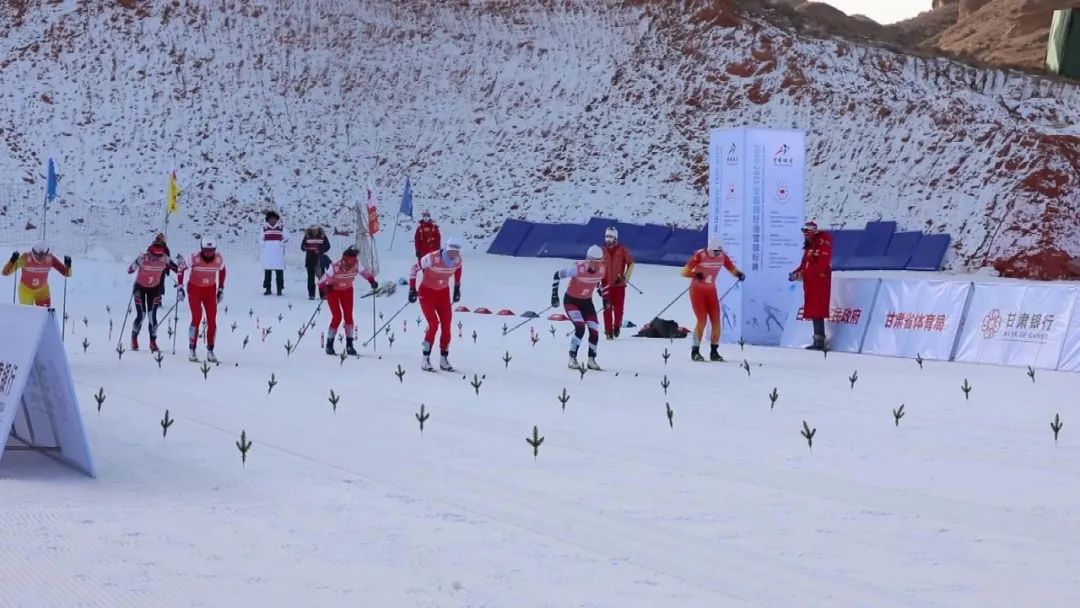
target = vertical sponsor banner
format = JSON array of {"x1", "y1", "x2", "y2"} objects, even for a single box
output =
[
  {"x1": 1055, "y1": 294, "x2": 1080, "y2": 371},
  {"x1": 780, "y1": 277, "x2": 880, "y2": 352},
  {"x1": 955, "y1": 283, "x2": 1076, "y2": 369},
  {"x1": 710, "y1": 128, "x2": 746, "y2": 343},
  {"x1": 861, "y1": 279, "x2": 971, "y2": 360}
]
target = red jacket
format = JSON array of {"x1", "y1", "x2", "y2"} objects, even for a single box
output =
[
  {"x1": 793, "y1": 232, "x2": 833, "y2": 320},
  {"x1": 414, "y1": 220, "x2": 441, "y2": 258},
  {"x1": 602, "y1": 243, "x2": 634, "y2": 287}
]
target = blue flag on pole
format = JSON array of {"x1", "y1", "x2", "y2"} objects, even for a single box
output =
[
  {"x1": 398, "y1": 176, "x2": 413, "y2": 218},
  {"x1": 46, "y1": 158, "x2": 58, "y2": 202}
]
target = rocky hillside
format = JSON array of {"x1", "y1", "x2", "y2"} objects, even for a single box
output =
[{"x1": 1, "y1": 0, "x2": 1078, "y2": 277}]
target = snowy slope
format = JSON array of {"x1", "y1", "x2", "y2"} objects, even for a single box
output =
[
  {"x1": 3, "y1": 245, "x2": 1080, "y2": 607},
  {"x1": 0, "y1": 0, "x2": 1078, "y2": 275}
]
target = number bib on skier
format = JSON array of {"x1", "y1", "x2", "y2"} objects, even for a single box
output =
[
  {"x1": 417, "y1": 252, "x2": 460, "y2": 291},
  {"x1": 132, "y1": 254, "x2": 168, "y2": 289},
  {"x1": 187, "y1": 253, "x2": 225, "y2": 288},
  {"x1": 565, "y1": 261, "x2": 605, "y2": 299}
]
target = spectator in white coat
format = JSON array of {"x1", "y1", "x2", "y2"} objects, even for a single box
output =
[{"x1": 262, "y1": 210, "x2": 287, "y2": 295}]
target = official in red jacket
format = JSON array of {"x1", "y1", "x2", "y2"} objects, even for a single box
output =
[
  {"x1": 414, "y1": 211, "x2": 441, "y2": 260},
  {"x1": 789, "y1": 221, "x2": 833, "y2": 350},
  {"x1": 601, "y1": 227, "x2": 634, "y2": 339}
]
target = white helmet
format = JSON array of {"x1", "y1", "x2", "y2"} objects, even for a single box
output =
[
  {"x1": 445, "y1": 237, "x2": 462, "y2": 252},
  {"x1": 31, "y1": 242, "x2": 49, "y2": 255},
  {"x1": 200, "y1": 238, "x2": 216, "y2": 250},
  {"x1": 586, "y1": 245, "x2": 603, "y2": 261},
  {"x1": 604, "y1": 227, "x2": 618, "y2": 242},
  {"x1": 707, "y1": 236, "x2": 724, "y2": 253}
]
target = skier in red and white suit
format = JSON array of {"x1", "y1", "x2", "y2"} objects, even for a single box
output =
[
  {"x1": 551, "y1": 245, "x2": 606, "y2": 370},
  {"x1": 127, "y1": 240, "x2": 179, "y2": 352},
  {"x1": 319, "y1": 245, "x2": 378, "y2": 357},
  {"x1": 408, "y1": 238, "x2": 463, "y2": 371},
  {"x1": 176, "y1": 239, "x2": 227, "y2": 362}
]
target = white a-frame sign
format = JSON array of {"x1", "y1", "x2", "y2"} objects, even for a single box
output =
[{"x1": 0, "y1": 304, "x2": 95, "y2": 477}]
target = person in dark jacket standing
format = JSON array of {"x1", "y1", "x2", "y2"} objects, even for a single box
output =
[
  {"x1": 301, "y1": 225, "x2": 331, "y2": 300},
  {"x1": 789, "y1": 221, "x2": 833, "y2": 350}
]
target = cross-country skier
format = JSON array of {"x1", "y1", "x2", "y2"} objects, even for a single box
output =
[
  {"x1": 681, "y1": 237, "x2": 745, "y2": 362},
  {"x1": 2, "y1": 243, "x2": 71, "y2": 307},
  {"x1": 319, "y1": 245, "x2": 378, "y2": 356},
  {"x1": 127, "y1": 240, "x2": 179, "y2": 352},
  {"x1": 551, "y1": 245, "x2": 607, "y2": 370},
  {"x1": 177, "y1": 239, "x2": 226, "y2": 362},
  {"x1": 408, "y1": 238, "x2": 463, "y2": 371}
]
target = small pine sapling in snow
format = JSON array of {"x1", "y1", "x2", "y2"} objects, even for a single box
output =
[
  {"x1": 915, "y1": 353, "x2": 924, "y2": 369},
  {"x1": 665, "y1": 402, "x2": 674, "y2": 429},
  {"x1": 893, "y1": 404, "x2": 905, "y2": 427},
  {"x1": 82, "y1": 338, "x2": 89, "y2": 353},
  {"x1": 472, "y1": 329, "x2": 478, "y2": 344},
  {"x1": 502, "y1": 323, "x2": 508, "y2": 336},
  {"x1": 231, "y1": 321, "x2": 238, "y2": 333},
  {"x1": 557, "y1": 388, "x2": 570, "y2": 411},
  {"x1": 662, "y1": 348, "x2": 670, "y2": 365},
  {"x1": 503, "y1": 350, "x2": 512, "y2": 369},
  {"x1": 223, "y1": 305, "x2": 228, "y2": 315},
  {"x1": 328, "y1": 390, "x2": 340, "y2": 413},
  {"x1": 284, "y1": 340, "x2": 294, "y2": 356},
  {"x1": 387, "y1": 332, "x2": 395, "y2": 349},
  {"x1": 848, "y1": 370, "x2": 858, "y2": 390},
  {"x1": 457, "y1": 321, "x2": 463, "y2": 337},
  {"x1": 287, "y1": 303, "x2": 292, "y2": 311},
  {"x1": 378, "y1": 311, "x2": 384, "y2": 321},
  {"x1": 167, "y1": 325, "x2": 175, "y2": 339},
  {"x1": 738, "y1": 336, "x2": 746, "y2": 351},
  {"x1": 236, "y1": 430, "x2": 253, "y2": 467},
  {"x1": 660, "y1": 374, "x2": 670, "y2": 395},
  {"x1": 801, "y1": 420, "x2": 816, "y2": 452},
  {"x1": 741, "y1": 360, "x2": 751, "y2": 377},
  {"x1": 105, "y1": 305, "x2": 111, "y2": 314},
  {"x1": 416, "y1": 404, "x2": 430, "y2": 434},
  {"x1": 470, "y1": 373, "x2": 483, "y2": 395},
  {"x1": 242, "y1": 335, "x2": 250, "y2": 349},
  {"x1": 549, "y1": 325, "x2": 556, "y2": 337},
  {"x1": 93, "y1": 388, "x2": 106, "y2": 413},
  {"x1": 82, "y1": 316, "x2": 88, "y2": 328},
  {"x1": 1027, "y1": 366, "x2": 1036, "y2": 383},
  {"x1": 116, "y1": 343, "x2": 125, "y2": 361},
  {"x1": 526, "y1": 425, "x2": 544, "y2": 459},
  {"x1": 248, "y1": 308, "x2": 254, "y2": 318},
  {"x1": 200, "y1": 361, "x2": 211, "y2": 381},
  {"x1": 768, "y1": 387, "x2": 779, "y2": 410},
  {"x1": 531, "y1": 333, "x2": 539, "y2": 347},
  {"x1": 578, "y1": 365, "x2": 587, "y2": 381},
  {"x1": 1051, "y1": 413, "x2": 1063, "y2": 444},
  {"x1": 154, "y1": 351, "x2": 164, "y2": 368},
  {"x1": 277, "y1": 313, "x2": 283, "y2": 323},
  {"x1": 416, "y1": 316, "x2": 422, "y2": 327},
  {"x1": 961, "y1": 379, "x2": 972, "y2": 401},
  {"x1": 161, "y1": 409, "x2": 174, "y2": 439},
  {"x1": 339, "y1": 350, "x2": 348, "y2": 366},
  {"x1": 267, "y1": 373, "x2": 277, "y2": 396},
  {"x1": 395, "y1": 365, "x2": 407, "y2": 383}
]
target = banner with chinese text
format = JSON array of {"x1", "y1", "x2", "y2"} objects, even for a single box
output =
[
  {"x1": 955, "y1": 283, "x2": 1077, "y2": 369},
  {"x1": 861, "y1": 279, "x2": 971, "y2": 360},
  {"x1": 780, "y1": 277, "x2": 880, "y2": 352}
]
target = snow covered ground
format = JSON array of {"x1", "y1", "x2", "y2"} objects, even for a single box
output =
[{"x1": 3, "y1": 243, "x2": 1080, "y2": 608}]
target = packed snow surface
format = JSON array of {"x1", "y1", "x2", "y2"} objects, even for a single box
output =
[{"x1": 2, "y1": 245, "x2": 1079, "y2": 608}]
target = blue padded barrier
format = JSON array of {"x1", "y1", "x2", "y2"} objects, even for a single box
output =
[
  {"x1": 537, "y1": 241, "x2": 590, "y2": 259},
  {"x1": 612, "y1": 222, "x2": 644, "y2": 249},
  {"x1": 515, "y1": 223, "x2": 583, "y2": 257},
  {"x1": 842, "y1": 231, "x2": 923, "y2": 271},
  {"x1": 487, "y1": 219, "x2": 533, "y2": 256},
  {"x1": 637, "y1": 223, "x2": 673, "y2": 252},
  {"x1": 663, "y1": 227, "x2": 706, "y2": 256},
  {"x1": 853, "y1": 221, "x2": 897, "y2": 257},
  {"x1": 905, "y1": 234, "x2": 951, "y2": 271},
  {"x1": 828, "y1": 229, "x2": 863, "y2": 270},
  {"x1": 576, "y1": 217, "x2": 618, "y2": 245}
]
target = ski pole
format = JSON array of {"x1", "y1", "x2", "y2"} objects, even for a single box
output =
[
  {"x1": 61, "y1": 275, "x2": 68, "y2": 342},
  {"x1": 117, "y1": 295, "x2": 133, "y2": 351},
  {"x1": 11, "y1": 268, "x2": 16, "y2": 303},
  {"x1": 623, "y1": 278, "x2": 644, "y2": 295},
  {"x1": 362, "y1": 300, "x2": 409, "y2": 347},
  {"x1": 504, "y1": 305, "x2": 554, "y2": 335},
  {"x1": 293, "y1": 298, "x2": 324, "y2": 351},
  {"x1": 649, "y1": 285, "x2": 690, "y2": 321},
  {"x1": 718, "y1": 280, "x2": 740, "y2": 302},
  {"x1": 371, "y1": 286, "x2": 377, "y2": 352}
]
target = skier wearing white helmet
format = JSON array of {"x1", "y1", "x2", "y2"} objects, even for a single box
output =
[
  {"x1": 409, "y1": 237, "x2": 463, "y2": 371},
  {"x1": 681, "y1": 236, "x2": 745, "y2": 362},
  {"x1": 551, "y1": 244, "x2": 607, "y2": 370},
  {"x1": 176, "y1": 238, "x2": 227, "y2": 362}
]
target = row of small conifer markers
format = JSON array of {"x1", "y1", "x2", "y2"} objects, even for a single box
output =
[{"x1": 90, "y1": 378, "x2": 1066, "y2": 468}]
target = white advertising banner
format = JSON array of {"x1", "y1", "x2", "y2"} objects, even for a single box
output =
[
  {"x1": 861, "y1": 279, "x2": 971, "y2": 360},
  {"x1": 0, "y1": 304, "x2": 95, "y2": 477},
  {"x1": 1055, "y1": 294, "x2": 1080, "y2": 372},
  {"x1": 709, "y1": 127, "x2": 805, "y2": 345},
  {"x1": 955, "y1": 283, "x2": 1077, "y2": 369},
  {"x1": 780, "y1": 277, "x2": 881, "y2": 352}
]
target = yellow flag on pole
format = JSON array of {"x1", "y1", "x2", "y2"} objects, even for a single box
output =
[{"x1": 166, "y1": 171, "x2": 180, "y2": 214}]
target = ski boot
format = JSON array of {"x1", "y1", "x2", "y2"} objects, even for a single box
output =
[
  {"x1": 206, "y1": 349, "x2": 218, "y2": 364},
  {"x1": 710, "y1": 345, "x2": 723, "y2": 362},
  {"x1": 130, "y1": 335, "x2": 139, "y2": 351},
  {"x1": 604, "y1": 331, "x2": 614, "y2": 341},
  {"x1": 568, "y1": 354, "x2": 581, "y2": 369},
  {"x1": 421, "y1": 355, "x2": 435, "y2": 371},
  {"x1": 805, "y1": 335, "x2": 826, "y2": 351},
  {"x1": 691, "y1": 346, "x2": 705, "y2": 362},
  {"x1": 188, "y1": 348, "x2": 200, "y2": 362},
  {"x1": 613, "y1": 327, "x2": 621, "y2": 338},
  {"x1": 149, "y1": 338, "x2": 160, "y2": 353},
  {"x1": 440, "y1": 354, "x2": 455, "y2": 372},
  {"x1": 586, "y1": 356, "x2": 601, "y2": 371},
  {"x1": 345, "y1": 338, "x2": 358, "y2": 356},
  {"x1": 325, "y1": 340, "x2": 336, "y2": 356}
]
